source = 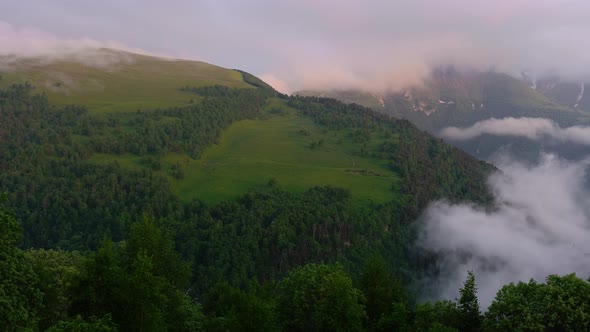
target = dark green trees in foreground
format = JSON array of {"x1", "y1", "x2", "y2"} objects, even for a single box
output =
[
  {"x1": 4, "y1": 193, "x2": 590, "y2": 332},
  {"x1": 1, "y1": 203, "x2": 202, "y2": 331},
  {"x1": 485, "y1": 274, "x2": 590, "y2": 331},
  {"x1": 276, "y1": 264, "x2": 366, "y2": 331},
  {"x1": 0, "y1": 194, "x2": 42, "y2": 330}
]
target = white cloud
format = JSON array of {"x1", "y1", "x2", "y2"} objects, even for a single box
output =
[
  {"x1": 418, "y1": 154, "x2": 590, "y2": 308},
  {"x1": 441, "y1": 117, "x2": 590, "y2": 145},
  {"x1": 0, "y1": 20, "x2": 175, "y2": 69},
  {"x1": 233, "y1": 0, "x2": 590, "y2": 92},
  {"x1": 259, "y1": 73, "x2": 290, "y2": 94}
]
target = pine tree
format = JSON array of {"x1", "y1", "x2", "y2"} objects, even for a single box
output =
[{"x1": 457, "y1": 270, "x2": 481, "y2": 332}]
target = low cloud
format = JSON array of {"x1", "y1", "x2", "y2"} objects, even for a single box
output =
[
  {"x1": 239, "y1": 0, "x2": 590, "y2": 93},
  {"x1": 441, "y1": 117, "x2": 590, "y2": 145},
  {"x1": 0, "y1": 20, "x2": 166, "y2": 69},
  {"x1": 259, "y1": 73, "x2": 290, "y2": 94},
  {"x1": 418, "y1": 154, "x2": 590, "y2": 308}
]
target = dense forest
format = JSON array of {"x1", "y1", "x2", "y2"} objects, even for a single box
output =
[{"x1": 1, "y1": 83, "x2": 588, "y2": 331}]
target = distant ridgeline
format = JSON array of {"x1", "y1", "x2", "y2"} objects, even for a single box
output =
[
  {"x1": 0, "y1": 82, "x2": 495, "y2": 330},
  {"x1": 298, "y1": 70, "x2": 590, "y2": 162}
]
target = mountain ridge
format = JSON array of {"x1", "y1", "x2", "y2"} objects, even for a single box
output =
[
  {"x1": 296, "y1": 68, "x2": 590, "y2": 133},
  {"x1": 0, "y1": 48, "x2": 251, "y2": 113}
]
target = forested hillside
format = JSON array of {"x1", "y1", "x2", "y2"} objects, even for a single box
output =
[
  {"x1": 2, "y1": 80, "x2": 580, "y2": 331},
  {"x1": 0, "y1": 82, "x2": 492, "y2": 250}
]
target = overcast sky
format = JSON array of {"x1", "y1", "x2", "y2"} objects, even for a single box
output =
[{"x1": 1, "y1": 0, "x2": 589, "y2": 92}]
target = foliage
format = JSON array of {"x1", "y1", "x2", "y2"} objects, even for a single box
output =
[
  {"x1": 0, "y1": 83, "x2": 505, "y2": 331},
  {"x1": 484, "y1": 274, "x2": 590, "y2": 331},
  {"x1": 276, "y1": 263, "x2": 366, "y2": 331},
  {"x1": 24, "y1": 249, "x2": 85, "y2": 330},
  {"x1": 358, "y1": 255, "x2": 408, "y2": 327},
  {"x1": 412, "y1": 301, "x2": 461, "y2": 332},
  {"x1": 46, "y1": 314, "x2": 116, "y2": 332},
  {"x1": 0, "y1": 83, "x2": 269, "y2": 249},
  {"x1": 202, "y1": 282, "x2": 277, "y2": 331},
  {"x1": 457, "y1": 271, "x2": 481, "y2": 332},
  {"x1": 234, "y1": 69, "x2": 277, "y2": 94},
  {"x1": 0, "y1": 194, "x2": 42, "y2": 331},
  {"x1": 287, "y1": 95, "x2": 494, "y2": 212},
  {"x1": 70, "y1": 218, "x2": 203, "y2": 331}
]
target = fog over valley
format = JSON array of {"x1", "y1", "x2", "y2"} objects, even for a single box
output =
[
  {"x1": 419, "y1": 153, "x2": 590, "y2": 308},
  {"x1": 441, "y1": 117, "x2": 590, "y2": 145}
]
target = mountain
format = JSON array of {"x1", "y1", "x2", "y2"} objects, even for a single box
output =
[
  {"x1": 533, "y1": 77, "x2": 589, "y2": 113},
  {"x1": 29, "y1": 47, "x2": 590, "y2": 332},
  {"x1": 0, "y1": 48, "x2": 251, "y2": 113},
  {"x1": 0, "y1": 50, "x2": 500, "y2": 329},
  {"x1": 297, "y1": 68, "x2": 590, "y2": 161},
  {"x1": 0, "y1": 49, "x2": 495, "y2": 250},
  {"x1": 299, "y1": 68, "x2": 590, "y2": 131}
]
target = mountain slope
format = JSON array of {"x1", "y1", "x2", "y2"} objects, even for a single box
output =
[
  {"x1": 89, "y1": 98, "x2": 402, "y2": 206},
  {"x1": 298, "y1": 68, "x2": 590, "y2": 133},
  {"x1": 0, "y1": 54, "x2": 497, "y2": 331},
  {"x1": 534, "y1": 78, "x2": 589, "y2": 113},
  {"x1": 0, "y1": 48, "x2": 250, "y2": 113},
  {"x1": 297, "y1": 69, "x2": 590, "y2": 161},
  {"x1": 0, "y1": 55, "x2": 493, "y2": 250}
]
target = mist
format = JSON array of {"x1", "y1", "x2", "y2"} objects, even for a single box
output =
[
  {"x1": 417, "y1": 153, "x2": 590, "y2": 308},
  {"x1": 2, "y1": 1, "x2": 590, "y2": 93},
  {"x1": 441, "y1": 117, "x2": 590, "y2": 145},
  {"x1": 0, "y1": 20, "x2": 169, "y2": 69}
]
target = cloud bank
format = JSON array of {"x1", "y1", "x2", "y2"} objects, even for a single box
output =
[
  {"x1": 441, "y1": 117, "x2": 590, "y2": 145},
  {"x1": 221, "y1": 0, "x2": 590, "y2": 92},
  {"x1": 0, "y1": 20, "x2": 173, "y2": 69},
  {"x1": 2, "y1": 1, "x2": 590, "y2": 92},
  {"x1": 418, "y1": 154, "x2": 590, "y2": 308}
]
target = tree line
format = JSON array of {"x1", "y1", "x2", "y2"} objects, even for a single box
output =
[{"x1": 3, "y1": 197, "x2": 590, "y2": 331}]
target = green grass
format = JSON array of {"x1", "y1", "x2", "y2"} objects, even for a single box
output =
[
  {"x1": 2, "y1": 52, "x2": 400, "y2": 206},
  {"x1": 87, "y1": 102, "x2": 400, "y2": 206},
  {"x1": 0, "y1": 49, "x2": 249, "y2": 113}
]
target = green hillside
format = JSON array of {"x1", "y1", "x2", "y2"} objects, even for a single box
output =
[
  {"x1": 0, "y1": 52, "x2": 490, "y2": 208},
  {"x1": 0, "y1": 77, "x2": 491, "y2": 248},
  {"x1": 0, "y1": 52, "x2": 501, "y2": 331},
  {"x1": 0, "y1": 51, "x2": 397, "y2": 206},
  {"x1": 90, "y1": 99, "x2": 400, "y2": 206},
  {"x1": 171, "y1": 106, "x2": 398, "y2": 205},
  {"x1": 0, "y1": 48, "x2": 249, "y2": 113}
]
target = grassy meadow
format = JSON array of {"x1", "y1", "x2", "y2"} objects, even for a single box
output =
[
  {"x1": 0, "y1": 49, "x2": 249, "y2": 113},
  {"x1": 90, "y1": 100, "x2": 400, "y2": 206},
  {"x1": 3, "y1": 51, "x2": 400, "y2": 206}
]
